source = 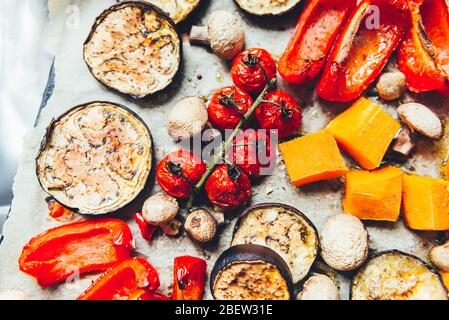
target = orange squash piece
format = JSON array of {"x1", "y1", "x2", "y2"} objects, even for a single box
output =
[
  {"x1": 441, "y1": 272, "x2": 449, "y2": 291},
  {"x1": 343, "y1": 167, "x2": 403, "y2": 222},
  {"x1": 279, "y1": 129, "x2": 348, "y2": 187},
  {"x1": 327, "y1": 97, "x2": 401, "y2": 170},
  {"x1": 402, "y1": 175, "x2": 449, "y2": 231}
]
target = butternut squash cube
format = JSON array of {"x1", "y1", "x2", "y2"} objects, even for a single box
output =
[
  {"x1": 327, "y1": 97, "x2": 401, "y2": 170},
  {"x1": 402, "y1": 175, "x2": 449, "y2": 231},
  {"x1": 441, "y1": 272, "x2": 449, "y2": 291},
  {"x1": 279, "y1": 129, "x2": 348, "y2": 187},
  {"x1": 343, "y1": 167, "x2": 403, "y2": 222}
]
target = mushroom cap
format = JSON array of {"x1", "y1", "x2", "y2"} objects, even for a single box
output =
[
  {"x1": 320, "y1": 214, "x2": 369, "y2": 271},
  {"x1": 376, "y1": 72, "x2": 406, "y2": 101},
  {"x1": 142, "y1": 193, "x2": 179, "y2": 225},
  {"x1": 0, "y1": 289, "x2": 30, "y2": 300},
  {"x1": 208, "y1": 10, "x2": 245, "y2": 61},
  {"x1": 430, "y1": 241, "x2": 449, "y2": 272},
  {"x1": 297, "y1": 274, "x2": 340, "y2": 300},
  {"x1": 397, "y1": 102, "x2": 443, "y2": 140},
  {"x1": 185, "y1": 209, "x2": 218, "y2": 243},
  {"x1": 167, "y1": 97, "x2": 208, "y2": 141}
]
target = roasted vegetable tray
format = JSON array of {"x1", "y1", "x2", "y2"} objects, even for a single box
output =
[{"x1": 0, "y1": 0, "x2": 448, "y2": 300}]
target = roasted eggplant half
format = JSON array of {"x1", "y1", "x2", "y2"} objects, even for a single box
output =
[
  {"x1": 351, "y1": 250, "x2": 448, "y2": 300},
  {"x1": 83, "y1": 2, "x2": 181, "y2": 99},
  {"x1": 235, "y1": 0, "x2": 302, "y2": 16},
  {"x1": 36, "y1": 102, "x2": 153, "y2": 215},
  {"x1": 142, "y1": 0, "x2": 201, "y2": 24},
  {"x1": 210, "y1": 244, "x2": 294, "y2": 300},
  {"x1": 231, "y1": 203, "x2": 318, "y2": 283}
]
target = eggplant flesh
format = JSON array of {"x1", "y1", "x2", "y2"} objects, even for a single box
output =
[
  {"x1": 351, "y1": 251, "x2": 448, "y2": 300},
  {"x1": 36, "y1": 102, "x2": 152, "y2": 215},
  {"x1": 211, "y1": 245, "x2": 293, "y2": 300},
  {"x1": 231, "y1": 203, "x2": 318, "y2": 283},
  {"x1": 83, "y1": 2, "x2": 181, "y2": 99},
  {"x1": 142, "y1": 0, "x2": 201, "y2": 23},
  {"x1": 235, "y1": 0, "x2": 301, "y2": 16}
]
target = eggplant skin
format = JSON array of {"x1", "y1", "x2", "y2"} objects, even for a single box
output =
[
  {"x1": 36, "y1": 101, "x2": 153, "y2": 216},
  {"x1": 141, "y1": 0, "x2": 201, "y2": 24},
  {"x1": 210, "y1": 244, "x2": 294, "y2": 300},
  {"x1": 83, "y1": 2, "x2": 181, "y2": 99},
  {"x1": 231, "y1": 203, "x2": 319, "y2": 284},
  {"x1": 234, "y1": 0, "x2": 301, "y2": 16},
  {"x1": 351, "y1": 250, "x2": 449, "y2": 300}
]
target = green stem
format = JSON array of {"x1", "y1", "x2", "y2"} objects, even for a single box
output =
[{"x1": 187, "y1": 78, "x2": 277, "y2": 209}]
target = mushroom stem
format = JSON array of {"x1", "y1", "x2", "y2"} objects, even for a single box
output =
[
  {"x1": 190, "y1": 26, "x2": 210, "y2": 45},
  {"x1": 392, "y1": 127, "x2": 415, "y2": 158}
]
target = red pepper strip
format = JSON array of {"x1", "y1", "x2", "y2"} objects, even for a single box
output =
[
  {"x1": 78, "y1": 257, "x2": 160, "y2": 300},
  {"x1": 129, "y1": 289, "x2": 170, "y2": 301},
  {"x1": 317, "y1": 0, "x2": 409, "y2": 102},
  {"x1": 172, "y1": 256, "x2": 207, "y2": 300},
  {"x1": 134, "y1": 212, "x2": 156, "y2": 241},
  {"x1": 19, "y1": 218, "x2": 133, "y2": 286},
  {"x1": 279, "y1": 0, "x2": 356, "y2": 85},
  {"x1": 397, "y1": 0, "x2": 448, "y2": 93}
]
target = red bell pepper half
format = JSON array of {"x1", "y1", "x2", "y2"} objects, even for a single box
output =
[
  {"x1": 279, "y1": 0, "x2": 356, "y2": 85},
  {"x1": 134, "y1": 212, "x2": 157, "y2": 241},
  {"x1": 317, "y1": 0, "x2": 409, "y2": 102},
  {"x1": 172, "y1": 256, "x2": 207, "y2": 300},
  {"x1": 19, "y1": 218, "x2": 133, "y2": 286},
  {"x1": 397, "y1": 0, "x2": 449, "y2": 93},
  {"x1": 78, "y1": 257, "x2": 160, "y2": 300}
]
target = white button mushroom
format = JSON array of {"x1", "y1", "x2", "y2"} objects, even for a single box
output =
[
  {"x1": 0, "y1": 289, "x2": 30, "y2": 300},
  {"x1": 296, "y1": 274, "x2": 340, "y2": 300},
  {"x1": 142, "y1": 193, "x2": 181, "y2": 236},
  {"x1": 320, "y1": 214, "x2": 369, "y2": 271},
  {"x1": 167, "y1": 97, "x2": 208, "y2": 142},
  {"x1": 190, "y1": 10, "x2": 245, "y2": 61},
  {"x1": 376, "y1": 72, "x2": 407, "y2": 101},
  {"x1": 430, "y1": 240, "x2": 449, "y2": 272},
  {"x1": 185, "y1": 209, "x2": 218, "y2": 243},
  {"x1": 397, "y1": 102, "x2": 443, "y2": 140}
]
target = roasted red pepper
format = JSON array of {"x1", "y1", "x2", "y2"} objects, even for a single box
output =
[
  {"x1": 78, "y1": 257, "x2": 160, "y2": 300},
  {"x1": 172, "y1": 256, "x2": 207, "y2": 300},
  {"x1": 279, "y1": 0, "x2": 356, "y2": 84},
  {"x1": 48, "y1": 201, "x2": 72, "y2": 219},
  {"x1": 317, "y1": 0, "x2": 409, "y2": 102},
  {"x1": 19, "y1": 218, "x2": 133, "y2": 286},
  {"x1": 134, "y1": 212, "x2": 157, "y2": 241},
  {"x1": 397, "y1": 0, "x2": 448, "y2": 93}
]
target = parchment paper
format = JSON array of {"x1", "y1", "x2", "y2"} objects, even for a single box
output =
[{"x1": 0, "y1": 0, "x2": 448, "y2": 300}]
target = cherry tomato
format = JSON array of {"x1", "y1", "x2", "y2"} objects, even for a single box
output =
[
  {"x1": 208, "y1": 86, "x2": 254, "y2": 130},
  {"x1": 156, "y1": 150, "x2": 207, "y2": 199},
  {"x1": 227, "y1": 130, "x2": 276, "y2": 178},
  {"x1": 255, "y1": 90, "x2": 302, "y2": 140},
  {"x1": 205, "y1": 164, "x2": 251, "y2": 211},
  {"x1": 231, "y1": 48, "x2": 277, "y2": 95}
]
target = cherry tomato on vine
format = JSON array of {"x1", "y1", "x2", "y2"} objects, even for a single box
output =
[
  {"x1": 205, "y1": 164, "x2": 251, "y2": 211},
  {"x1": 208, "y1": 86, "x2": 254, "y2": 131},
  {"x1": 255, "y1": 90, "x2": 302, "y2": 140},
  {"x1": 156, "y1": 150, "x2": 207, "y2": 199},
  {"x1": 231, "y1": 48, "x2": 277, "y2": 95},
  {"x1": 227, "y1": 130, "x2": 276, "y2": 178}
]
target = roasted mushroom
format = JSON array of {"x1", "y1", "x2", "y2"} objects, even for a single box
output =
[
  {"x1": 142, "y1": 193, "x2": 181, "y2": 236},
  {"x1": 430, "y1": 240, "x2": 449, "y2": 272},
  {"x1": 320, "y1": 214, "x2": 369, "y2": 271},
  {"x1": 143, "y1": 0, "x2": 201, "y2": 24},
  {"x1": 397, "y1": 102, "x2": 443, "y2": 140},
  {"x1": 167, "y1": 97, "x2": 208, "y2": 141},
  {"x1": 297, "y1": 274, "x2": 340, "y2": 300},
  {"x1": 376, "y1": 72, "x2": 407, "y2": 101},
  {"x1": 83, "y1": 2, "x2": 181, "y2": 98},
  {"x1": 235, "y1": 0, "x2": 302, "y2": 16},
  {"x1": 190, "y1": 10, "x2": 245, "y2": 61},
  {"x1": 36, "y1": 102, "x2": 153, "y2": 215},
  {"x1": 185, "y1": 209, "x2": 218, "y2": 243}
]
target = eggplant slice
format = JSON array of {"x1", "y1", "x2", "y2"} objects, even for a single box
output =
[
  {"x1": 84, "y1": 2, "x2": 181, "y2": 99},
  {"x1": 211, "y1": 245, "x2": 294, "y2": 300},
  {"x1": 235, "y1": 0, "x2": 301, "y2": 16},
  {"x1": 351, "y1": 251, "x2": 448, "y2": 300},
  {"x1": 36, "y1": 102, "x2": 153, "y2": 215},
  {"x1": 142, "y1": 0, "x2": 201, "y2": 24},
  {"x1": 231, "y1": 203, "x2": 318, "y2": 283}
]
